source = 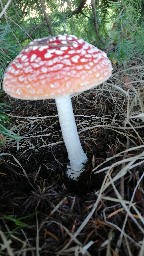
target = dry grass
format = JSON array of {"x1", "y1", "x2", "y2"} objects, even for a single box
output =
[{"x1": 0, "y1": 58, "x2": 144, "y2": 255}]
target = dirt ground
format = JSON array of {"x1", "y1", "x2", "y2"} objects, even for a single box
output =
[{"x1": 0, "y1": 60, "x2": 144, "y2": 255}]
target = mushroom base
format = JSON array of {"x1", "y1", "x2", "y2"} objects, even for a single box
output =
[{"x1": 67, "y1": 164, "x2": 86, "y2": 180}]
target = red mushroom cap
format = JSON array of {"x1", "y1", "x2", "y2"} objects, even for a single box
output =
[{"x1": 3, "y1": 35, "x2": 112, "y2": 100}]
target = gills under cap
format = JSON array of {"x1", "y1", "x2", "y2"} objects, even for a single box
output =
[{"x1": 3, "y1": 35, "x2": 112, "y2": 100}]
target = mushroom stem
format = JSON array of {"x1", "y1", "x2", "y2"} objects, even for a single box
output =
[{"x1": 55, "y1": 95, "x2": 88, "y2": 180}]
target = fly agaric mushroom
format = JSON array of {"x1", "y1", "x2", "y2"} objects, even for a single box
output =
[{"x1": 3, "y1": 34, "x2": 112, "y2": 180}]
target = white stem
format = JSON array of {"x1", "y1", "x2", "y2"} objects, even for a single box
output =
[{"x1": 55, "y1": 95, "x2": 87, "y2": 180}]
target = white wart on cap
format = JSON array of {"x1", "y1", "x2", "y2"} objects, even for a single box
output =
[{"x1": 3, "y1": 35, "x2": 112, "y2": 100}]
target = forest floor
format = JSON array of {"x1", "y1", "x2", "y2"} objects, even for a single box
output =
[{"x1": 0, "y1": 58, "x2": 144, "y2": 256}]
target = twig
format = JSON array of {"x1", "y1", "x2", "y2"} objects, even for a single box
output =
[
  {"x1": 91, "y1": 0, "x2": 104, "y2": 45},
  {"x1": 0, "y1": 231, "x2": 14, "y2": 256},
  {"x1": 68, "y1": 0, "x2": 87, "y2": 17},
  {"x1": 0, "y1": 0, "x2": 12, "y2": 19},
  {"x1": 120, "y1": 94, "x2": 130, "y2": 199},
  {"x1": 36, "y1": 215, "x2": 40, "y2": 256},
  {"x1": 139, "y1": 238, "x2": 144, "y2": 256},
  {"x1": 39, "y1": 0, "x2": 53, "y2": 35}
]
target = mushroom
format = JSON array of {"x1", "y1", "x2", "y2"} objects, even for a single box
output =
[{"x1": 3, "y1": 34, "x2": 112, "y2": 180}]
